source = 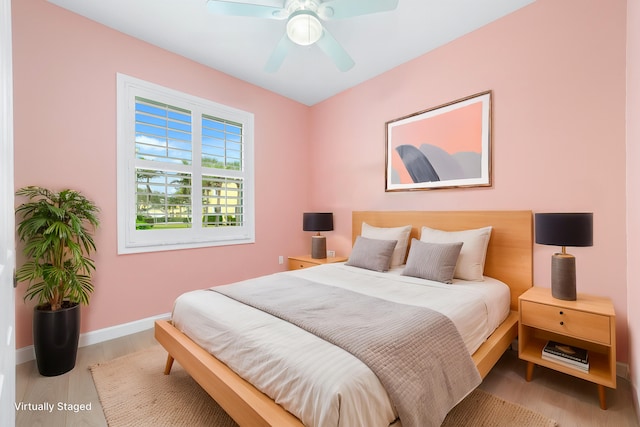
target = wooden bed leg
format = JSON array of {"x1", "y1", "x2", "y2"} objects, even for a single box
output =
[
  {"x1": 598, "y1": 385, "x2": 607, "y2": 410},
  {"x1": 164, "y1": 354, "x2": 175, "y2": 375},
  {"x1": 525, "y1": 361, "x2": 535, "y2": 382}
]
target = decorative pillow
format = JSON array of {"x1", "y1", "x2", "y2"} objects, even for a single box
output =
[
  {"x1": 361, "y1": 222, "x2": 412, "y2": 267},
  {"x1": 346, "y1": 236, "x2": 398, "y2": 272},
  {"x1": 420, "y1": 226, "x2": 492, "y2": 281},
  {"x1": 402, "y1": 239, "x2": 463, "y2": 284}
]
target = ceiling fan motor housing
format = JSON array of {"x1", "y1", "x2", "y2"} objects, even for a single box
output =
[{"x1": 286, "y1": 10, "x2": 323, "y2": 45}]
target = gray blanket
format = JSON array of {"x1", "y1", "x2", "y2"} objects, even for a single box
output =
[{"x1": 212, "y1": 274, "x2": 481, "y2": 427}]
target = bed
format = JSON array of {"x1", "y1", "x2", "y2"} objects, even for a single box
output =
[{"x1": 155, "y1": 210, "x2": 533, "y2": 427}]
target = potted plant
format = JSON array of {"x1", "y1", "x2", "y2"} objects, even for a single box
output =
[{"x1": 15, "y1": 186, "x2": 99, "y2": 376}]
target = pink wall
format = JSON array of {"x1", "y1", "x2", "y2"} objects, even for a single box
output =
[
  {"x1": 13, "y1": 0, "x2": 633, "y2": 369},
  {"x1": 309, "y1": 0, "x2": 630, "y2": 361},
  {"x1": 627, "y1": 0, "x2": 640, "y2": 414},
  {"x1": 12, "y1": 0, "x2": 310, "y2": 348}
]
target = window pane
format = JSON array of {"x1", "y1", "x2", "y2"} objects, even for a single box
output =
[
  {"x1": 202, "y1": 175, "x2": 243, "y2": 227},
  {"x1": 136, "y1": 169, "x2": 192, "y2": 229},
  {"x1": 135, "y1": 97, "x2": 193, "y2": 165},
  {"x1": 202, "y1": 115, "x2": 242, "y2": 170},
  {"x1": 118, "y1": 74, "x2": 255, "y2": 253}
]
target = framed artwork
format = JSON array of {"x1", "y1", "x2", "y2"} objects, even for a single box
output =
[{"x1": 385, "y1": 91, "x2": 492, "y2": 192}]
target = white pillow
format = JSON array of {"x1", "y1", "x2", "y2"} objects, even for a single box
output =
[
  {"x1": 361, "y1": 222, "x2": 412, "y2": 267},
  {"x1": 420, "y1": 226, "x2": 492, "y2": 281}
]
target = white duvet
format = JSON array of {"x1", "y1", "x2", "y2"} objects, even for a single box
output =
[{"x1": 171, "y1": 263, "x2": 510, "y2": 427}]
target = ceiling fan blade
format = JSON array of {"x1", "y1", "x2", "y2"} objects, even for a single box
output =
[
  {"x1": 206, "y1": 0, "x2": 286, "y2": 19},
  {"x1": 264, "y1": 34, "x2": 293, "y2": 73},
  {"x1": 316, "y1": 28, "x2": 355, "y2": 72},
  {"x1": 318, "y1": 0, "x2": 398, "y2": 20}
]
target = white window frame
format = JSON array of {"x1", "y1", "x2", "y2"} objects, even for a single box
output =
[{"x1": 117, "y1": 73, "x2": 255, "y2": 254}]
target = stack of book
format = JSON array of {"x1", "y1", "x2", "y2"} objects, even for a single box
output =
[{"x1": 542, "y1": 340, "x2": 589, "y2": 371}]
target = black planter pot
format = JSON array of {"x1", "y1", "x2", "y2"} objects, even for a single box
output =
[{"x1": 33, "y1": 302, "x2": 80, "y2": 376}]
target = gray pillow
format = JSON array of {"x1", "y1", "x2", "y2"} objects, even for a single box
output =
[
  {"x1": 402, "y1": 239, "x2": 463, "y2": 284},
  {"x1": 346, "y1": 236, "x2": 398, "y2": 272}
]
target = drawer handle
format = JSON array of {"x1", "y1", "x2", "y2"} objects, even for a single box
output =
[
  {"x1": 560, "y1": 321, "x2": 564, "y2": 326},
  {"x1": 559, "y1": 311, "x2": 564, "y2": 315}
]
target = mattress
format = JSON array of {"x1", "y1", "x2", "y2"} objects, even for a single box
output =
[{"x1": 171, "y1": 263, "x2": 510, "y2": 427}]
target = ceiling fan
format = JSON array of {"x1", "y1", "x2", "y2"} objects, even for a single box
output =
[{"x1": 206, "y1": 0, "x2": 399, "y2": 72}]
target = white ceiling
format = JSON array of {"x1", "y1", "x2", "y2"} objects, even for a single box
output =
[{"x1": 47, "y1": 0, "x2": 535, "y2": 106}]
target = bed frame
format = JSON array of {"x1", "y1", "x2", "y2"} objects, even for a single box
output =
[{"x1": 155, "y1": 210, "x2": 533, "y2": 427}]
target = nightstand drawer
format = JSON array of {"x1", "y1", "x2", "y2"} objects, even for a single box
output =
[
  {"x1": 288, "y1": 259, "x2": 317, "y2": 270},
  {"x1": 520, "y1": 301, "x2": 610, "y2": 344},
  {"x1": 288, "y1": 256, "x2": 348, "y2": 271}
]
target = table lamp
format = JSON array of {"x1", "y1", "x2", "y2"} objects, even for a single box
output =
[
  {"x1": 303, "y1": 212, "x2": 333, "y2": 259},
  {"x1": 535, "y1": 213, "x2": 593, "y2": 300}
]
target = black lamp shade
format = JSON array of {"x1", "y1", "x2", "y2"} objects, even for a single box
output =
[
  {"x1": 535, "y1": 213, "x2": 593, "y2": 247},
  {"x1": 303, "y1": 212, "x2": 334, "y2": 232}
]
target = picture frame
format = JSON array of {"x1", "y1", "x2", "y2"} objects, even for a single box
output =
[{"x1": 385, "y1": 91, "x2": 492, "y2": 192}]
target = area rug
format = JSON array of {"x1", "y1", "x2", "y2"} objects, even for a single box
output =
[{"x1": 90, "y1": 345, "x2": 558, "y2": 427}]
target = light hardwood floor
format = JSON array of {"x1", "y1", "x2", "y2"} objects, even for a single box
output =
[{"x1": 15, "y1": 329, "x2": 640, "y2": 427}]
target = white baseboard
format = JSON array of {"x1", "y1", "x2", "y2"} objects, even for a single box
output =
[{"x1": 15, "y1": 312, "x2": 171, "y2": 365}]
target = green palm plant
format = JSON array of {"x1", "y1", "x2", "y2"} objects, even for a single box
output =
[{"x1": 15, "y1": 186, "x2": 100, "y2": 311}]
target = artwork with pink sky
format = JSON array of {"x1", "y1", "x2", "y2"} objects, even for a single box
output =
[{"x1": 386, "y1": 91, "x2": 491, "y2": 191}]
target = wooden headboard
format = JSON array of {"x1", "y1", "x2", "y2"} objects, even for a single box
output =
[{"x1": 352, "y1": 211, "x2": 533, "y2": 311}]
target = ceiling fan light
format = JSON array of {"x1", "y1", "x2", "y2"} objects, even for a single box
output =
[{"x1": 286, "y1": 12, "x2": 323, "y2": 46}]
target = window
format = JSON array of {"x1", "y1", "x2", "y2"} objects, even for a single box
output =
[{"x1": 117, "y1": 74, "x2": 254, "y2": 254}]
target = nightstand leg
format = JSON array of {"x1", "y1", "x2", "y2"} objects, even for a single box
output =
[
  {"x1": 598, "y1": 385, "x2": 607, "y2": 410},
  {"x1": 526, "y1": 362, "x2": 535, "y2": 382}
]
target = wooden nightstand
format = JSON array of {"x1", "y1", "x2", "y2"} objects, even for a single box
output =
[
  {"x1": 518, "y1": 287, "x2": 616, "y2": 409},
  {"x1": 287, "y1": 255, "x2": 348, "y2": 271}
]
